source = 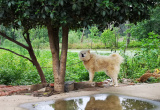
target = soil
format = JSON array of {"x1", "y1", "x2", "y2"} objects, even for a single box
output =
[{"x1": 0, "y1": 83, "x2": 160, "y2": 110}]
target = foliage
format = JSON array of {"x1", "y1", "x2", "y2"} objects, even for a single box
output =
[
  {"x1": 88, "y1": 26, "x2": 100, "y2": 41},
  {"x1": 68, "y1": 30, "x2": 81, "y2": 44},
  {"x1": 0, "y1": 48, "x2": 53, "y2": 85},
  {"x1": 141, "y1": 32, "x2": 160, "y2": 49},
  {"x1": 0, "y1": 0, "x2": 159, "y2": 87},
  {"x1": 120, "y1": 32, "x2": 160, "y2": 80},
  {"x1": 0, "y1": 0, "x2": 157, "y2": 30},
  {"x1": 0, "y1": 45, "x2": 160, "y2": 85},
  {"x1": 0, "y1": 49, "x2": 107, "y2": 85},
  {"x1": 101, "y1": 29, "x2": 116, "y2": 48},
  {"x1": 146, "y1": 77, "x2": 160, "y2": 83},
  {"x1": 126, "y1": 7, "x2": 160, "y2": 40}
]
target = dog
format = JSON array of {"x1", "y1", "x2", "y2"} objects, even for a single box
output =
[
  {"x1": 85, "y1": 95, "x2": 122, "y2": 110},
  {"x1": 79, "y1": 50, "x2": 124, "y2": 86}
]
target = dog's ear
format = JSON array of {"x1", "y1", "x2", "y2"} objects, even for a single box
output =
[
  {"x1": 87, "y1": 49, "x2": 90, "y2": 53},
  {"x1": 90, "y1": 97, "x2": 95, "y2": 101}
]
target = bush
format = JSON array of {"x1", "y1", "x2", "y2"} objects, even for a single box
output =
[
  {"x1": 119, "y1": 32, "x2": 160, "y2": 80},
  {"x1": 68, "y1": 31, "x2": 81, "y2": 44}
]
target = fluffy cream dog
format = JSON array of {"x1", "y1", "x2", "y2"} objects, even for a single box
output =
[
  {"x1": 79, "y1": 50, "x2": 124, "y2": 86},
  {"x1": 85, "y1": 95, "x2": 122, "y2": 110}
]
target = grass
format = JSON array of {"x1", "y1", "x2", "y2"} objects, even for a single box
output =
[
  {"x1": 67, "y1": 40, "x2": 142, "y2": 49},
  {"x1": 0, "y1": 45, "x2": 159, "y2": 85}
]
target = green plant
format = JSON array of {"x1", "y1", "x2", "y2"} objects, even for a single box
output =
[
  {"x1": 101, "y1": 29, "x2": 116, "y2": 48},
  {"x1": 68, "y1": 31, "x2": 81, "y2": 44},
  {"x1": 88, "y1": 26, "x2": 100, "y2": 41},
  {"x1": 147, "y1": 77, "x2": 160, "y2": 83},
  {"x1": 119, "y1": 32, "x2": 160, "y2": 80}
]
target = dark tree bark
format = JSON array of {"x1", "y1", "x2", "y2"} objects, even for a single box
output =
[
  {"x1": 47, "y1": 25, "x2": 69, "y2": 93},
  {"x1": 81, "y1": 27, "x2": 85, "y2": 43},
  {"x1": 126, "y1": 21, "x2": 131, "y2": 49}
]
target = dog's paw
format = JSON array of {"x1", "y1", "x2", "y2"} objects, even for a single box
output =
[
  {"x1": 114, "y1": 85, "x2": 119, "y2": 87},
  {"x1": 110, "y1": 83, "x2": 114, "y2": 86}
]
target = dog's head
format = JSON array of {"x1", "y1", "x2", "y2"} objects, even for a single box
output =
[{"x1": 79, "y1": 50, "x2": 91, "y2": 61}]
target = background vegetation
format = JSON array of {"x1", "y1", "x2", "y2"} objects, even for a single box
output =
[{"x1": 0, "y1": 7, "x2": 160, "y2": 85}]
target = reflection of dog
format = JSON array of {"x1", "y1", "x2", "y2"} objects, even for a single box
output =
[
  {"x1": 79, "y1": 50, "x2": 123, "y2": 86},
  {"x1": 85, "y1": 95, "x2": 122, "y2": 110}
]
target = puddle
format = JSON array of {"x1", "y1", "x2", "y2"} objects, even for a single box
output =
[{"x1": 21, "y1": 94, "x2": 160, "y2": 110}]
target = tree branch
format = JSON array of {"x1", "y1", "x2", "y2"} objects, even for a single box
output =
[
  {"x1": 0, "y1": 47, "x2": 33, "y2": 64},
  {"x1": 0, "y1": 31, "x2": 29, "y2": 50},
  {"x1": 23, "y1": 32, "x2": 30, "y2": 45}
]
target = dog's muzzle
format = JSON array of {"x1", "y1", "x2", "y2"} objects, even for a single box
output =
[{"x1": 81, "y1": 53, "x2": 85, "y2": 57}]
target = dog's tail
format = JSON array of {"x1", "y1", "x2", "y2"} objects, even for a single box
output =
[{"x1": 110, "y1": 53, "x2": 124, "y2": 65}]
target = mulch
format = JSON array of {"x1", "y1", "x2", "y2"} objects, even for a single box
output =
[{"x1": 0, "y1": 85, "x2": 29, "y2": 96}]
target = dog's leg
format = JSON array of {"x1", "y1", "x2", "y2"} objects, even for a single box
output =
[
  {"x1": 113, "y1": 75, "x2": 118, "y2": 87},
  {"x1": 110, "y1": 78, "x2": 114, "y2": 86},
  {"x1": 106, "y1": 71, "x2": 118, "y2": 86},
  {"x1": 89, "y1": 70, "x2": 95, "y2": 82}
]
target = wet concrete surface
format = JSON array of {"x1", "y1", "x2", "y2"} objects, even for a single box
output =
[
  {"x1": 21, "y1": 93, "x2": 160, "y2": 110},
  {"x1": 0, "y1": 83, "x2": 160, "y2": 110}
]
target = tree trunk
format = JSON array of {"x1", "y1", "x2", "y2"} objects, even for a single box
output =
[
  {"x1": 81, "y1": 27, "x2": 85, "y2": 43},
  {"x1": 58, "y1": 27, "x2": 69, "y2": 92},
  {"x1": 117, "y1": 33, "x2": 119, "y2": 48},
  {"x1": 126, "y1": 21, "x2": 131, "y2": 49},
  {"x1": 115, "y1": 31, "x2": 117, "y2": 48},
  {"x1": 47, "y1": 24, "x2": 69, "y2": 93}
]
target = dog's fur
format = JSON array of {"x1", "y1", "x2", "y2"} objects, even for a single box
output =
[
  {"x1": 85, "y1": 95, "x2": 122, "y2": 110},
  {"x1": 79, "y1": 50, "x2": 124, "y2": 86}
]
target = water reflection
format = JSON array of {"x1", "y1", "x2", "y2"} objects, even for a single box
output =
[
  {"x1": 85, "y1": 95, "x2": 122, "y2": 110},
  {"x1": 122, "y1": 99, "x2": 156, "y2": 110},
  {"x1": 49, "y1": 94, "x2": 157, "y2": 110},
  {"x1": 21, "y1": 94, "x2": 159, "y2": 110},
  {"x1": 51, "y1": 100, "x2": 79, "y2": 110}
]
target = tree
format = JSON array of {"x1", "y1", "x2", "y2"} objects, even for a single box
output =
[
  {"x1": 126, "y1": 6, "x2": 160, "y2": 40},
  {"x1": 0, "y1": 0, "x2": 157, "y2": 92},
  {"x1": 101, "y1": 29, "x2": 115, "y2": 48},
  {"x1": 0, "y1": 30, "x2": 47, "y2": 83},
  {"x1": 88, "y1": 26, "x2": 100, "y2": 48}
]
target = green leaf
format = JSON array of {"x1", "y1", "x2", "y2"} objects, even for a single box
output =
[
  {"x1": 42, "y1": 14, "x2": 46, "y2": 19},
  {"x1": 18, "y1": 21, "x2": 21, "y2": 26},
  {"x1": 45, "y1": 6, "x2": 49, "y2": 12},
  {"x1": 11, "y1": 1, "x2": 15, "y2": 5},
  {"x1": 50, "y1": 13, "x2": 54, "y2": 19},
  {"x1": 96, "y1": 3, "x2": 100, "y2": 7},
  {"x1": 8, "y1": 2, "x2": 11, "y2": 7},
  {"x1": 0, "y1": 10, "x2": 4, "y2": 17},
  {"x1": 60, "y1": 0, "x2": 63, "y2": 6},
  {"x1": 119, "y1": 16, "x2": 123, "y2": 21},
  {"x1": 102, "y1": 11, "x2": 106, "y2": 16},
  {"x1": 72, "y1": 4, "x2": 76, "y2": 10}
]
